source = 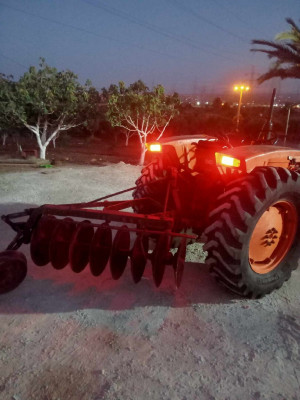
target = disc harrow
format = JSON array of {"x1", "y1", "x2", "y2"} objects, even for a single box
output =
[
  {"x1": 27, "y1": 216, "x2": 189, "y2": 287},
  {"x1": 0, "y1": 192, "x2": 196, "y2": 292}
]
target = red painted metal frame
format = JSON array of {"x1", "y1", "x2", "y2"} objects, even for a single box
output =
[{"x1": 2, "y1": 193, "x2": 198, "y2": 253}]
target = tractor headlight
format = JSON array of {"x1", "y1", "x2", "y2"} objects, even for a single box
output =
[
  {"x1": 215, "y1": 153, "x2": 241, "y2": 168},
  {"x1": 147, "y1": 143, "x2": 162, "y2": 152}
]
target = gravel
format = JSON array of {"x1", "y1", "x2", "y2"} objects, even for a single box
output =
[{"x1": 0, "y1": 163, "x2": 299, "y2": 400}]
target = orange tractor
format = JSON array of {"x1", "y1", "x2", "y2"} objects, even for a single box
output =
[{"x1": 1, "y1": 135, "x2": 300, "y2": 297}]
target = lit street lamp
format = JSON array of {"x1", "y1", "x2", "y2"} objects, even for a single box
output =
[{"x1": 234, "y1": 85, "x2": 250, "y2": 132}]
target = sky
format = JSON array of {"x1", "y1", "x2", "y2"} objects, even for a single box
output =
[{"x1": 0, "y1": 0, "x2": 300, "y2": 97}]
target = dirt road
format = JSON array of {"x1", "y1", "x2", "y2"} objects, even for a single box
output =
[{"x1": 0, "y1": 164, "x2": 299, "y2": 400}]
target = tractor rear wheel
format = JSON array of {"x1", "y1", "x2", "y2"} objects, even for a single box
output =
[{"x1": 204, "y1": 167, "x2": 300, "y2": 297}]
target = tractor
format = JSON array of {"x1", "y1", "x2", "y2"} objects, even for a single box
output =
[{"x1": 1, "y1": 133, "x2": 300, "y2": 298}]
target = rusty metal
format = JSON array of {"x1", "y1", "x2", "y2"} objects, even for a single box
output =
[{"x1": 89, "y1": 223, "x2": 112, "y2": 276}]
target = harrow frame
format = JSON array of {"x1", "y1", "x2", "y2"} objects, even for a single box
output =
[{"x1": 2, "y1": 188, "x2": 196, "y2": 251}]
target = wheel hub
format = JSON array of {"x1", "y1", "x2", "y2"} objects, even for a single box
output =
[
  {"x1": 263, "y1": 227, "x2": 278, "y2": 247},
  {"x1": 249, "y1": 200, "x2": 297, "y2": 274}
]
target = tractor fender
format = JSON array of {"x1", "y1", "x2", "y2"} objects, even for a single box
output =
[{"x1": 216, "y1": 145, "x2": 300, "y2": 174}]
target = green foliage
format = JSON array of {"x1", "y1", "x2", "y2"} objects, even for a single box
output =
[
  {"x1": 169, "y1": 103, "x2": 236, "y2": 137},
  {"x1": 14, "y1": 58, "x2": 98, "y2": 126},
  {"x1": 39, "y1": 163, "x2": 53, "y2": 168},
  {"x1": 0, "y1": 58, "x2": 100, "y2": 158},
  {"x1": 252, "y1": 18, "x2": 300, "y2": 83},
  {"x1": 0, "y1": 73, "x2": 20, "y2": 130},
  {"x1": 212, "y1": 97, "x2": 222, "y2": 110},
  {"x1": 105, "y1": 80, "x2": 180, "y2": 135},
  {"x1": 104, "y1": 80, "x2": 180, "y2": 163}
]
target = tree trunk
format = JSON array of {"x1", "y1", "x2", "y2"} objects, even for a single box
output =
[
  {"x1": 2, "y1": 133, "x2": 8, "y2": 146},
  {"x1": 125, "y1": 134, "x2": 129, "y2": 146},
  {"x1": 139, "y1": 143, "x2": 147, "y2": 165},
  {"x1": 39, "y1": 145, "x2": 46, "y2": 160}
]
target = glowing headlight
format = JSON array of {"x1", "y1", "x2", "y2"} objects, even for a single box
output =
[
  {"x1": 215, "y1": 153, "x2": 241, "y2": 168},
  {"x1": 148, "y1": 143, "x2": 162, "y2": 152}
]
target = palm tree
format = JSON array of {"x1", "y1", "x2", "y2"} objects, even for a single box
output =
[{"x1": 251, "y1": 18, "x2": 300, "y2": 83}]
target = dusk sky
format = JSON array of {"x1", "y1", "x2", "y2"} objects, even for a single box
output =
[{"x1": 1, "y1": 0, "x2": 300, "y2": 96}]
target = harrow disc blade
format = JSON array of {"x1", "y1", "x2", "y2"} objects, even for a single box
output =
[
  {"x1": 69, "y1": 220, "x2": 94, "y2": 273},
  {"x1": 1, "y1": 250, "x2": 27, "y2": 264},
  {"x1": 130, "y1": 236, "x2": 149, "y2": 283},
  {"x1": 151, "y1": 234, "x2": 169, "y2": 288},
  {"x1": 49, "y1": 218, "x2": 77, "y2": 270},
  {"x1": 90, "y1": 223, "x2": 112, "y2": 277},
  {"x1": 110, "y1": 225, "x2": 130, "y2": 280},
  {"x1": 173, "y1": 238, "x2": 187, "y2": 288},
  {"x1": 30, "y1": 215, "x2": 58, "y2": 266},
  {"x1": 0, "y1": 251, "x2": 27, "y2": 294}
]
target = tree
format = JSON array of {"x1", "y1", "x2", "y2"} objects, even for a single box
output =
[
  {"x1": 0, "y1": 73, "x2": 20, "y2": 146},
  {"x1": 105, "y1": 80, "x2": 180, "y2": 164},
  {"x1": 212, "y1": 97, "x2": 222, "y2": 110},
  {"x1": 2, "y1": 58, "x2": 100, "y2": 159},
  {"x1": 252, "y1": 18, "x2": 300, "y2": 83}
]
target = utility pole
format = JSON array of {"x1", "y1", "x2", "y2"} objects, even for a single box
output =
[
  {"x1": 284, "y1": 106, "x2": 291, "y2": 145},
  {"x1": 264, "y1": 88, "x2": 277, "y2": 141},
  {"x1": 234, "y1": 84, "x2": 250, "y2": 132}
]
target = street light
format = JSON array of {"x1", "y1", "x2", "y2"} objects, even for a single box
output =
[{"x1": 234, "y1": 84, "x2": 250, "y2": 131}]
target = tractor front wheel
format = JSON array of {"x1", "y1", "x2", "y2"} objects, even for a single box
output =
[{"x1": 204, "y1": 167, "x2": 300, "y2": 297}]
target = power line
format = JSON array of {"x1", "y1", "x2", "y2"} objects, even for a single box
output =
[
  {"x1": 1, "y1": 34, "x2": 44, "y2": 61},
  {"x1": 210, "y1": 0, "x2": 267, "y2": 37},
  {"x1": 0, "y1": 51, "x2": 27, "y2": 69},
  {"x1": 80, "y1": 0, "x2": 241, "y2": 60},
  {"x1": 0, "y1": 2, "x2": 184, "y2": 62},
  {"x1": 165, "y1": 0, "x2": 249, "y2": 43}
]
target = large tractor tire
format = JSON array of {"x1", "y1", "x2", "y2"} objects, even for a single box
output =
[
  {"x1": 132, "y1": 159, "x2": 169, "y2": 214},
  {"x1": 204, "y1": 167, "x2": 300, "y2": 298}
]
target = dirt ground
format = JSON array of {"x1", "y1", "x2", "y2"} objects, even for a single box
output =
[
  {"x1": 0, "y1": 136, "x2": 141, "y2": 166},
  {"x1": 0, "y1": 156, "x2": 299, "y2": 400}
]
